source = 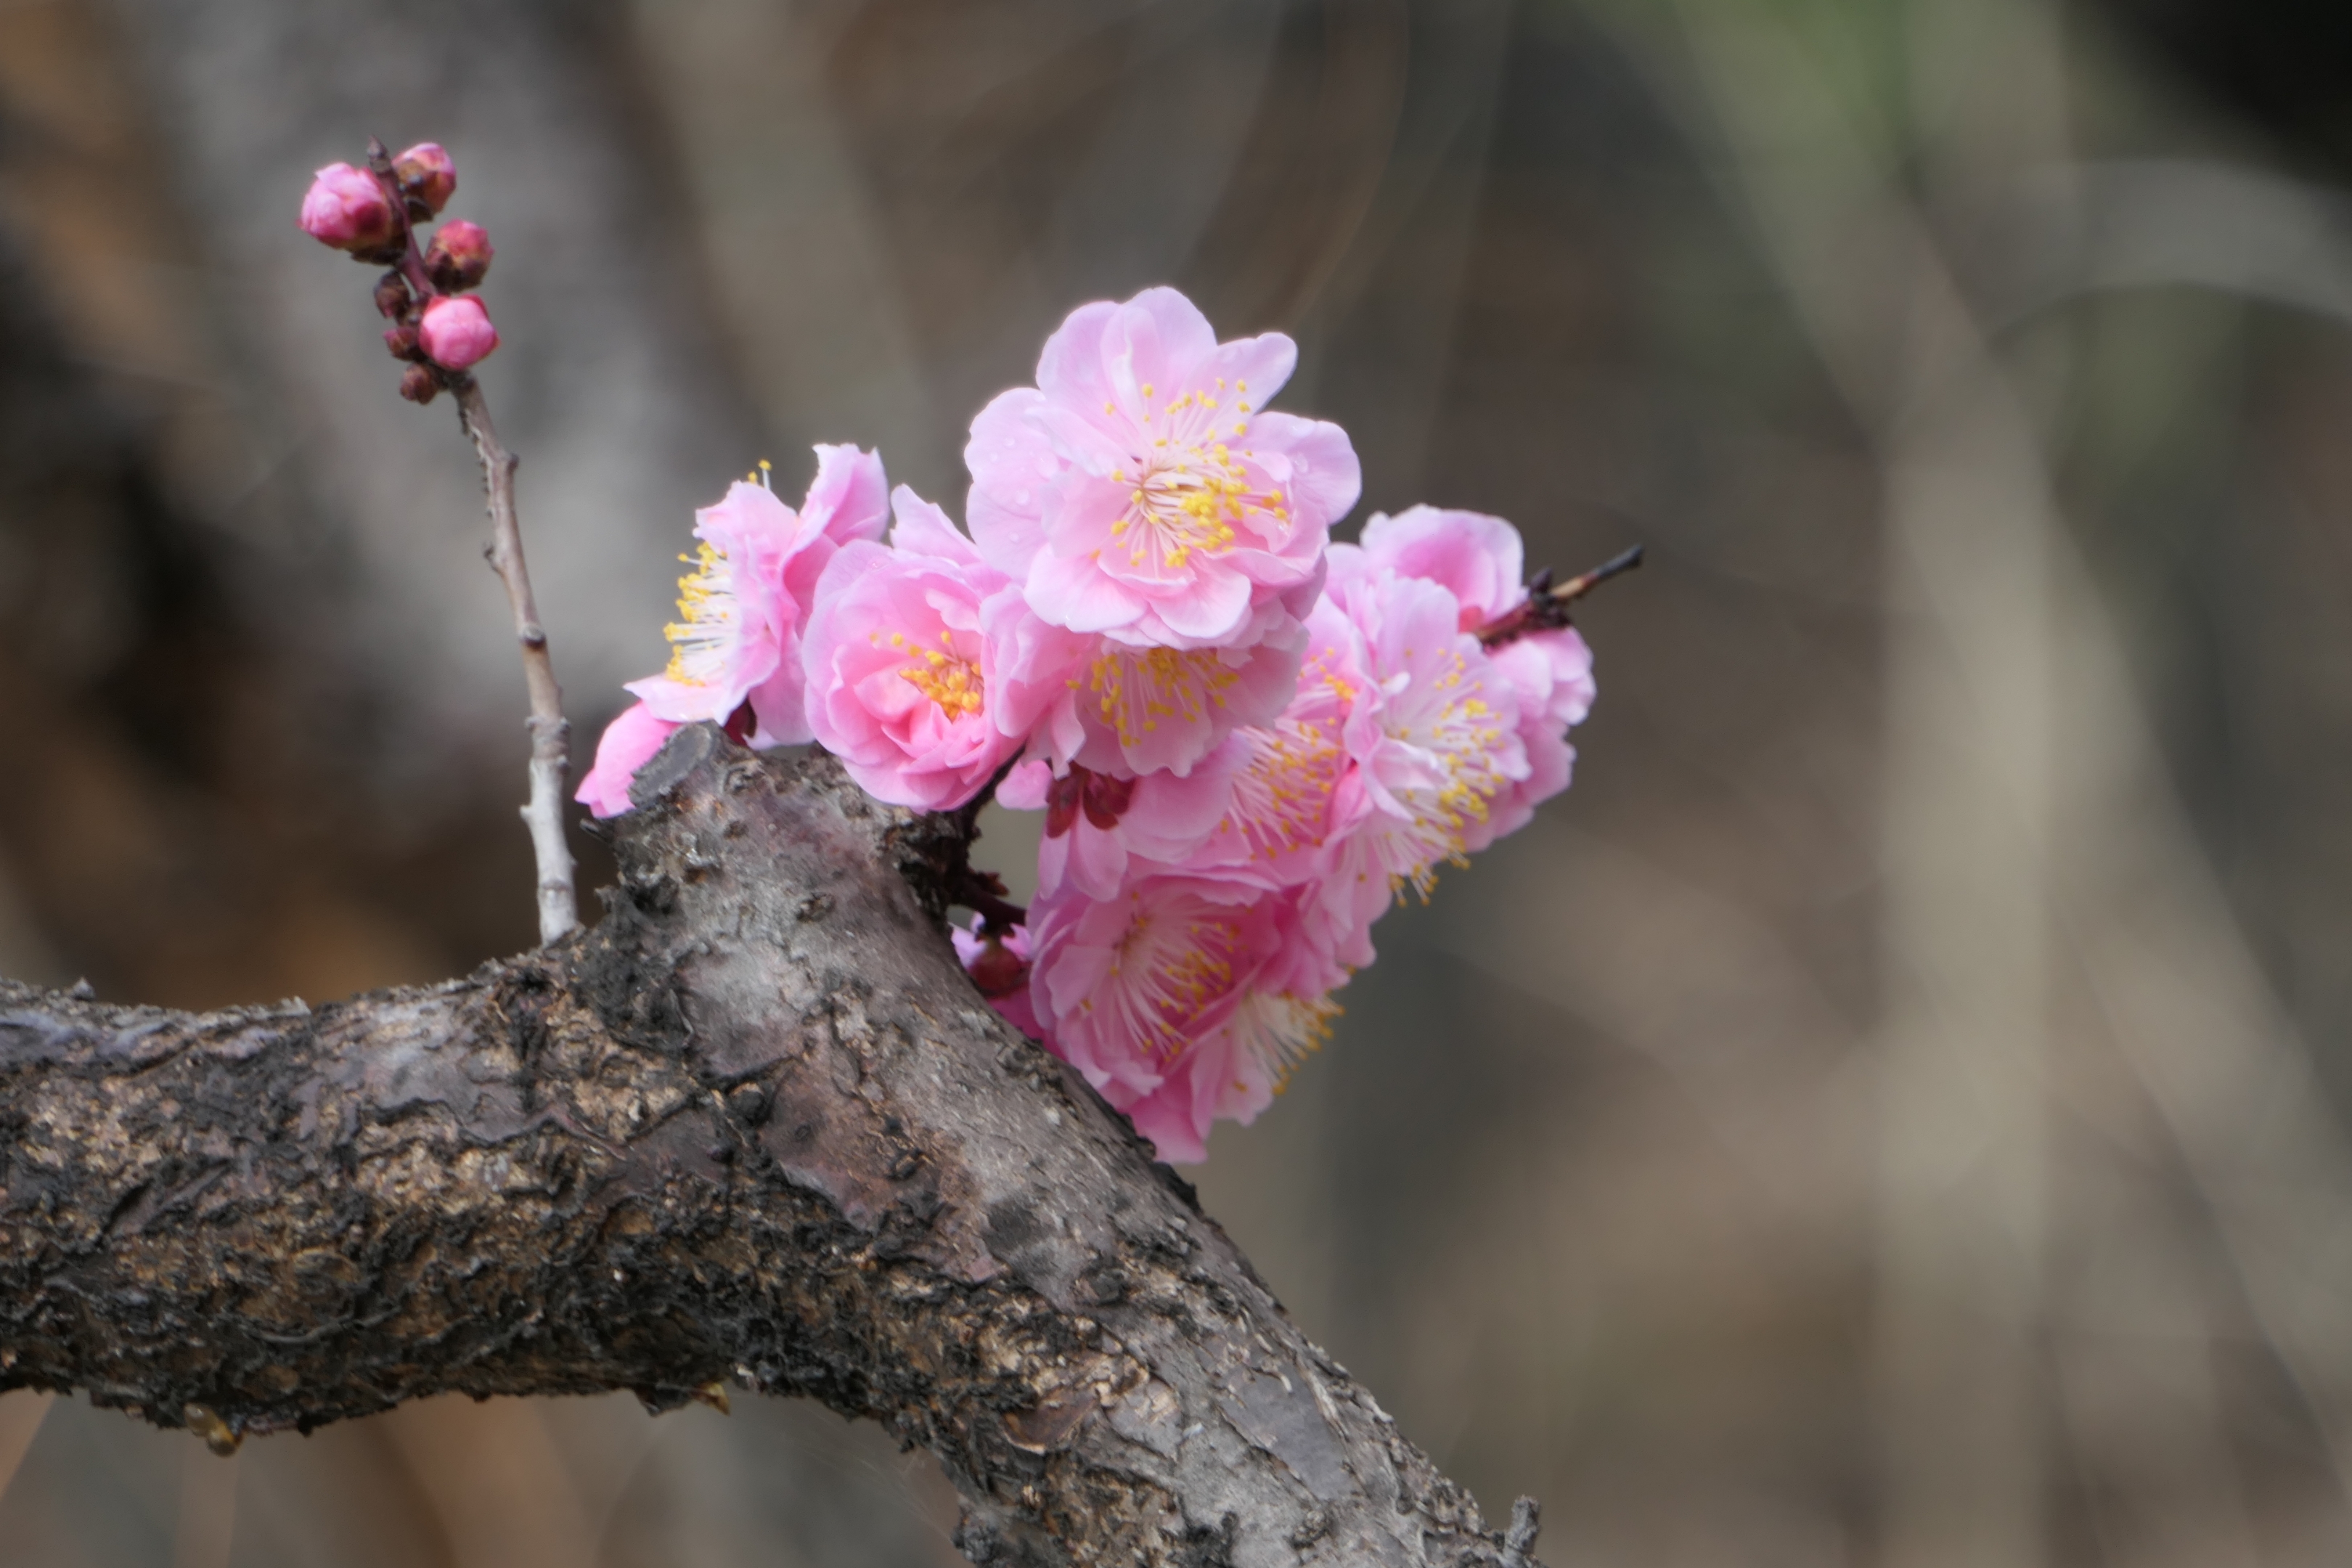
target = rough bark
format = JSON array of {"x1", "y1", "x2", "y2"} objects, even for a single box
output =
[{"x1": 0, "y1": 724, "x2": 1537, "y2": 1568}]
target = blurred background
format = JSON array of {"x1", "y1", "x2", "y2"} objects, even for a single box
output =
[{"x1": 6, "y1": 0, "x2": 2352, "y2": 1562}]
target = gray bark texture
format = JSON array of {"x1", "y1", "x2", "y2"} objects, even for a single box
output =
[{"x1": 0, "y1": 724, "x2": 1540, "y2": 1568}]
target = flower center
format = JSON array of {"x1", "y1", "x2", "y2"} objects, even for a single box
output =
[
  {"x1": 1384, "y1": 650, "x2": 1511, "y2": 897},
  {"x1": 663, "y1": 542, "x2": 743, "y2": 687},
  {"x1": 1220, "y1": 716, "x2": 1344, "y2": 862},
  {"x1": 1087, "y1": 646, "x2": 1240, "y2": 748},
  {"x1": 1101, "y1": 894, "x2": 1246, "y2": 1066},
  {"x1": 889, "y1": 629, "x2": 984, "y2": 719},
  {"x1": 1226, "y1": 990, "x2": 1339, "y2": 1094},
  {"x1": 1108, "y1": 385, "x2": 1289, "y2": 573}
]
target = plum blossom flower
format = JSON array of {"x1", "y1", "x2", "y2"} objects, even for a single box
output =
[
  {"x1": 802, "y1": 487, "x2": 1025, "y2": 811},
  {"x1": 299, "y1": 162, "x2": 396, "y2": 253},
  {"x1": 576, "y1": 701, "x2": 680, "y2": 818},
  {"x1": 1027, "y1": 872, "x2": 1340, "y2": 1162},
  {"x1": 984, "y1": 594, "x2": 1310, "y2": 780},
  {"x1": 952, "y1": 917, "x2": 1041, "y2": 1040},
  {"x1": 417, "y1": 295, "x2": 499, "y2": 369},
  {"x1": 1357, "y1": 506, "x2": 1525, "y2": 630},
  {"x1": 1314, "y1": 551, "x2": 1530, "y2": 963},
  {"x1": 965, "y1": 286, "x2": 1358, "y2": 650},
  {"x1": 1355, "y1": 505, "x2": 1596, "y2": 840},
  {"x1": 1179, "y1": 596, "x2": 1371, "y2": 890},
  {"x1": 626, "y1": 446, "x2": 888, "y2": 746}
]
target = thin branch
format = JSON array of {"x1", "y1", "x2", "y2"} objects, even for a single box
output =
[{"x1": 452, "y1": 375, "x2": 578, "y2": 946}]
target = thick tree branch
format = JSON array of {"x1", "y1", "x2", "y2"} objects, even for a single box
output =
[{"x1": 0, "y1": 727, "x2": 1536, "y2": 1568}]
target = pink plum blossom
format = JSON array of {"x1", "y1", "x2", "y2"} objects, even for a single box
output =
[
  {"x1": 951, "y1": 918, "x2": 1041, "y2": 1040},
  {"x1": 299, "y1": 162, "x2": 396, "y2": 253},
  {"x1": 576, "y1": 701, "x2": 681, "y2": 817},
  {"x1": 801, "y1": 487, "x2": 1024, "y2": 811},
  {"x1": 1356, "y1": 505, "x2": 1524, "y2": 630},
  {"x1": 1313, "y1": 550, "x2": 1530, "y2": 964},
  {"x1": 417, "y1": 295, "x2": 499, "y2": 369},
  {"x1": 965, "y1": 286, "x2": 1359, "y2": 650},
  {"x1": 1484, "y1": 625, "x2": 1595, "y2": 838},
  {"x1": 626, "y1": 446, "x2": 889, "y2": 746},
  {"x1": 1027, "y1": 873, "x2": 1341, "y2": 1162},
  {"x1": 1177, "y1": 595, "x2": 1372, "y2": 891},
  {"x1": 984, "y1": 592, "x2": 1310, "y2": 780},
  {"x1": 1352, "y1": 505, "x2": 1598, "y2": 841}
]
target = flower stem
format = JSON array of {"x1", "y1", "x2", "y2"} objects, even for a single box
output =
[{"x1": 453, "y1": 375, "x2": 579, "y2": 944}]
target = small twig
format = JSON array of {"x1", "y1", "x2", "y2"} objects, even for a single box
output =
[
  {"x1": 1548, "y1": 543, "x2": 1644, "y2": 605},
  {"x1": 1478, "y1": 544, "x2": 1645, "y2": 648},
  {"x1": 1500, "y1": 1496, "x2": 1542, "y2": 1568},
  {"x1": 452, "y1": 375, "x2": 578, "y2": 944}
]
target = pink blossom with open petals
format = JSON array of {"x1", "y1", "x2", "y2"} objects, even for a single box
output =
[
  {"x1": 1352, "y1": 505, "x2": 1598, "y2": 840},
  {"x1": 1312, "y1": 552, "x2": 1529, "y2": 963},
  {"x1": 965, "y1": 286, "x2": 1358, "y2": 650},
  {"x1": 299, "y1": 161, "x2": 396, "y2": 253},
  {"x1": 1357, "y1": 505, "x2": 1524, "y2": 629},
  {"x1": 1024, "y1": 873, "x2": 1273, "y2": 1161},
  {"x1": 1177, "y1": 595, "x2": 1372, "y2": 889},
  {"x1": 1484, "y1": 626, "x2": 1595, "y2": 838},
  {"x1": 576, "y1": 701, "x2": 681, "y2": 818},
  {"x1": 984, "y1": 592, "x2": 1308, "y2": 780},
  {"x1": 801, "y1": 487, "x2": 1024, "y2": 811},
  {"x1": 1028, "y1": 872, "x2": 1342, "y2": 1162},
  {"x1": 626, "y1": 446, "x2": 888, "y2": 746},
  {"x1": 952, "y1": 918, "x2": 1041, "y2": 1040}
]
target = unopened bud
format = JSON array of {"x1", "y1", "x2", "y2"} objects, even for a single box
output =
[
  {"x1": 299, "y1": 162, "x2": 396, "y2": 254},
  {"x1": 424, "y1": 220, "x2": 494, "y2": 292},
  {"x1": 383, "y1": 323, "x2": 423, "y2": 361},
  {"x1": 399, "y1": 363, "x2": 441, "y2": 404},
  {"x1": 965, "y1": 936, "x2": 1029, "y2": 1000},
  {"x1": 417, "y1": 294, "x2": 499, "y2": 370},
  {"x1": 372, "y1": 270, "x2": 412, "y2": 321},
  {"x1": 391, "y1": 142, "x2": 457, "y2": 216}
]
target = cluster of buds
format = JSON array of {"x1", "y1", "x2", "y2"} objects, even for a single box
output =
[{"x1": 299, "y1": 139, "x2": 499, "y2": 404}]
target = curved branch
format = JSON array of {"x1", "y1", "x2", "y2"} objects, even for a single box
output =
[{"x1": 0, "y1": 726, "x2": 1535, "y2": 1568}]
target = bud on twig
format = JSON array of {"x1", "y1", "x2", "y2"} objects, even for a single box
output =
[
  {"x1": 383, "y1": 324, "x2": 423, "y2": 362},
  {"x1": 299, "y1": 163, "x2": 397, "y2": 255},
  {"x1": 424, "y1": 220, "x2": 494, "y2": 292},
  {"x1": 399, "y1": 363, "x2": 441, "y2": 405},
  {"x1": 373, "y1": 270, "x2": 412, "y2": 320},
  {"x1": 391, "y1": 141, "x2": 457, "y2": 218},
  {"x1": 419, "y1": 295, "x2": 499, "y2": 370}
]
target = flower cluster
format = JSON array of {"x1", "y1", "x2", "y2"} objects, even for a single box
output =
[
  {"x1": 582, "y1": 288, "x2": 1603, "y2": 1162},
  {"x1": 300, "y1": 139, "x2": 500, "y2": 402}
]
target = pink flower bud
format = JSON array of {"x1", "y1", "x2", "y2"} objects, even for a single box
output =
[
  {"x1": 391, "y1": 142, "x2": 457, "y2": 216},
  {"x1": 423, "y1": 220, "x2": 494, "y2": 292},
  {"x1": 417, "y1": 294, "x2": 499, "y2": 370},
  {"x1": 299, "y1": 162, "x2": 396, "y2": 254},
  {"x1": 399, "y1": 363, "x2": 441, "y2": 404}
]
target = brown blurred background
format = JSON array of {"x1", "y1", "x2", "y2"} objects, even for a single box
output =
[{"x1": 7, "y1": 0, "x2": 2352, "y2": 1562}]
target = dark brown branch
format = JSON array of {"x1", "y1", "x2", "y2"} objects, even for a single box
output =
[{"x1": 0, "y1": 727, "x2": 1538, "y2": 1568}]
